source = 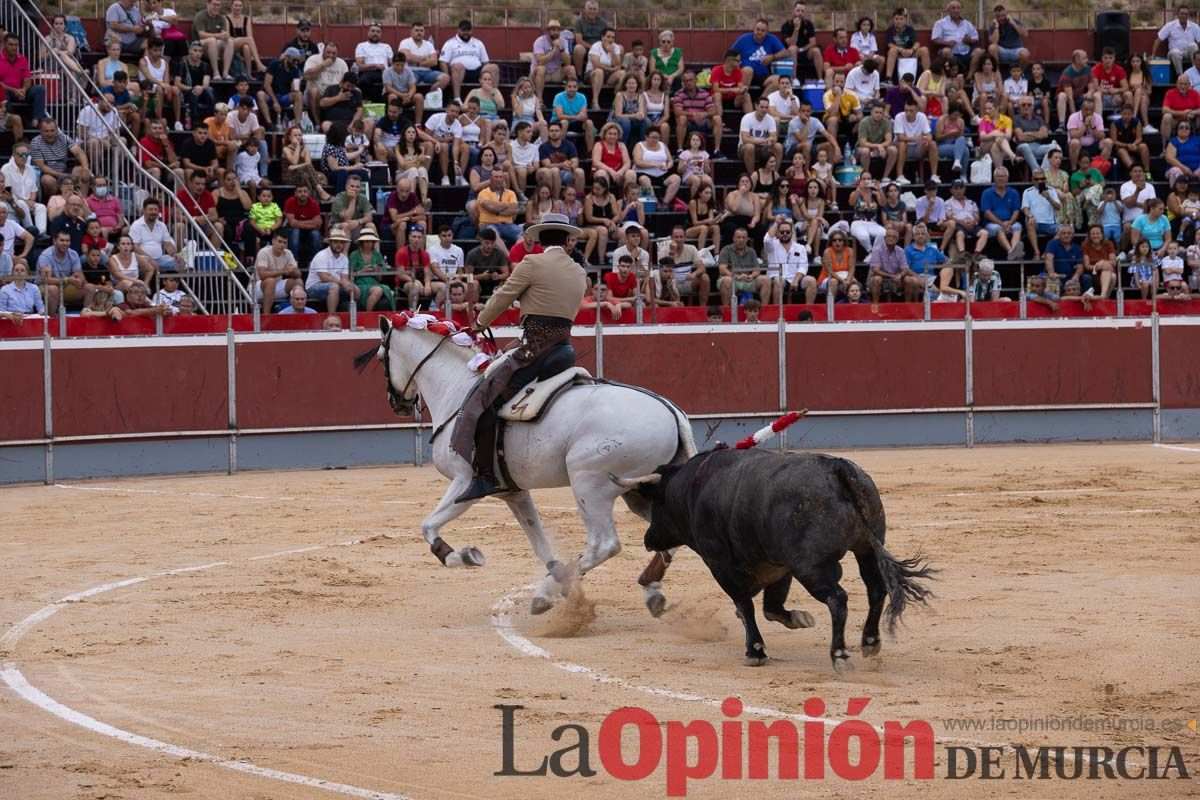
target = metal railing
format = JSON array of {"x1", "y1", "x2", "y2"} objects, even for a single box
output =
[{"x1": 3, "y1": 1, "x2": 256, "y2": 318}]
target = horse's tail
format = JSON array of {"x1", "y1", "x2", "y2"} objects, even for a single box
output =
[{"x1": 352, "y1": 345, "x2": 379, "y2": 374}]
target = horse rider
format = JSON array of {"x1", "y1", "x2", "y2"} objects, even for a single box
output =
[{"x1": 454, "y1": 212, "x2": 588, "y2": 502}]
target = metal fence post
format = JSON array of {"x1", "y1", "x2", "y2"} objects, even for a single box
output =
[
  {"x1": 1152, "y1": 312, "x2": 1161, "y2": 444},
  {"x1": 965, "y1": 315, "x2": 975, "y2": 448},
  {"x1": 43, "y1": 328, "x2": 53, "y2": 484},
  {"x1": 227, "y1": 328, "x2": 238, "y2": 474},
  {"x1": 777, "y1": 282, "x2": 788, "y2": 453}
]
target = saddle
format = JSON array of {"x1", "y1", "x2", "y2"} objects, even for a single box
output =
[{"x1": 498, "y1": 367, "x2": 593, "y2": 422}]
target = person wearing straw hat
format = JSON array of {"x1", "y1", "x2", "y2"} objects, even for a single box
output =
[{"x1": 453, "y1": 212, "x2": 587, "y2": 502}]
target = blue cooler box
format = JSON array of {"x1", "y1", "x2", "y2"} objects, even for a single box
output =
[
  {"x1": 1150, "y1": 58, "x2": 1172, "y2": 85},
  {"x1": 801, "y1": 81, "x2": 825, "y2": 113}
]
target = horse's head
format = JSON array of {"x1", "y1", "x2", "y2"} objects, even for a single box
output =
[{"x1": 353, "y1": 316, "x2": 417, "y2": 416}]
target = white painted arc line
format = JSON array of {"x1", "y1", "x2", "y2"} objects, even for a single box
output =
[
  {"x1": 1153, "y1": 443, "x2": 1200, "y2": 453},
  {"x1": 0, "y1": 667, "x2": 412, "y2": 800},
  {"x1": 489, "y1": 585, "x2": 1113, "y2": 767},
  {"x1": 1, "y1": 540, "x2": 418, "y2": 800},
  {"x1": 942, "y1": 487, "x2": 1100, "y2": 497}
]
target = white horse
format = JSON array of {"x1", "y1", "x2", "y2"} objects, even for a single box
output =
[{"x1": 362, "y1": 314, "x2": 696, "y2": 614}]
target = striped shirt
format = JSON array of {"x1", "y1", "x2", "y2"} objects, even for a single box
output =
[
  {"x1": 672, "y1": 87, "x2": 714, "y2": 116},
  {"x1": 29, "y1": 133, "x2": 77, "y2": 172}
]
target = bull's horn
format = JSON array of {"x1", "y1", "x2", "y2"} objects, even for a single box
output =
[{"x1": 608, "y1": 472, "x2": 662, "y2": 489}]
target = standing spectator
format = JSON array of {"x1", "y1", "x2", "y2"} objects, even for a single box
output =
[
  {"x1": 175, "y1": 41, "x2": 215, "y2": 128},
  {"x1": 1162, "y1": 76, "x2": 1200, "y2": 140},
  {"x1": 1055, "y1": 50, "x2": 1093, "y2": 134},
  {"x1": 329, "y1": 173, "x2": 373, "y2": 241},
  {"x1": 305, "y1": 226, "x2": 358, "y2": 311},
  {"x1": 780, "y1": 2, "x2": 824, "y2": 83},
  {"x1": 980, "y1": 166, "x2": 1024, "y2": 259},
  {"x1": 0, "y1": 34, "x2": 46, "y2": 127},
  {"x1": 1, "y1": 144, "x2": 44, "y2": 236},
  {"x1": 572, "y1": 0, "x2": 611, "y2": 77},
  {"x1": 440, "y1": 20, "x2": 499, "y2": 105},
  {"x1": 254, "y1": 230, "x2": 303, "y2": 314},
  {"x1": 931, "y1": 1, "x2": 983, "y2": 78},
  {"x1": 283, "y1": 19, "x2": 321, "y2": 60},
  {"x1": 30, "y1": 120, "x2": 90, "y2": 200},
  {"x1": 260, "y1": 47, "x2": 304, "y2": 131},
  {"x1": 192, "y1": 0, "x2": 232, "y2": 80},
  {"x1": 105, "y1": 0, "x2": 151, "y2": 55},
  {"x1": 673, "y1": 71, "x2": 723, "y2": 154},
  {"x1": 532, "y1": 20, "x2": 577, "y2": 99},
  {"x1": 283, "y1": 183, "x2": 323, "y2": 266},
  {"x1": 399, "y1": 22, "x2": 450, "y2": 92},
  {"x1": 732, "y1": 19, "x2": 786, "y2": 95},
  {"x1": 885, "y1": 8, "x2": 930, "y2": 82},
  {"x1": 355, "y1": 23, "x2": 392, "y2": 102},
  {"x1": 651, "y1": 30, "x2": 685, "y2": 90},
  {"x1": 822, "y1": 28, "x2": 862, "y2": 89},
  {"x1": 985, "y1": 4, "x2": 1030, "y2": 71},
  {"x1": 1012, "y1": 96, "x2": 1053, "y2": 176},
  {"x1": 303, "y1": 41, "x2": 348, "y2": 125},
  {"x1": 893, "y1": 97, "x2": 936, "y2": 185},
  {"x1": 1021, "y1": 169, "x2": 1061, "y2": 259},
  {"x1": 1152, "y1": 5, "x2": 1200, "y2": 78},
  {"x1": 585, "y1": 27, "x2": 625, "y2": 112},
  {"x1": 945, "y1": 178, "x2": 989, "y2": 255}
]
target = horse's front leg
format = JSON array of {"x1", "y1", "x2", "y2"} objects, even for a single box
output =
[
  {"x1": 504, "y1": 491, "x2": 572, "y2": 615},
  {"x1": 422, "y1": 478, "x2": 486, "y2": 567}
]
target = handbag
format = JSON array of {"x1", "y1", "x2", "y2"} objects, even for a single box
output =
[{"x1": 969, "y1": 154, "x2": 992, "y2": 185}]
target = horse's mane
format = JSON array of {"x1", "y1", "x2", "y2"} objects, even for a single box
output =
[{"x1": 352, "y1": 313, "x2": 494, "y2": 375}]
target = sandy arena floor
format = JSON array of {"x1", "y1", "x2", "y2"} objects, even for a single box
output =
[{"x1": 1, "y1": 442, "x2": 1198, "y2": 799}]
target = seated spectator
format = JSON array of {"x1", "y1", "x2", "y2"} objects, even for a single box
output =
[
  {"x1": 107, "y1": 233, "x2": 149, "y2": 291},
  {"x1": 985, "y1": 4, "x2": 1030, "y2": 71},
  {"x1": 0, "y1": 95, "x2": 23, "y2": 146},
  {"x1": 350, "y1": 227, "x2": 394, "y2": 310},
  {"x1": 1003, "y1": 63, "x2": 1027, "y2": 113},
  {"x1": 610, "y1": 224, "x2": 651, "y2": 270},
  {"x1": 0, "y1": 261, "x2": 42, "y2": 320},
  {"x1": 980, "y1": 166, "x2": 1024, "y2": 259},
  {"x1": 1081, "y1": 223, "x2": 1117, "y2": 298},
  {"x1": 277, "y1": 125, "x2": 330, "y2": 202},
  {"x1": 305, "y1": 226, "x2": 358, "y2": 311},
  {"x1": 651, "y1": 29, "x2": 685, "y2": 90},
  {"x1": 823, "y1": 27, "x2": 862, "y2": 88},
  {"x1": 278, "y1": 284, "x2": 317, "y2": 314},
  {"x1": 1, "y1": 144, "x2": 44, "y2": 236},
  {"x1": 254, "y1": 230, "x2": 302, "y2": 313},
  {"x1": 710, "y1": 48, "x2": 753, "y2": 115},
  {"x1": 179, "y1": 124, "x2": 221, "y2": 185},
  {"x1": 233, "y1": 138, "x2": 265, "y2": 193},
  {"x1": 139, "y1": 39, "x2": 178, "y2": 131},
  {"x1": 972, "y1": 55, "x2": 1006, "y2": 118},
  {"x1": 228, "y1": 97, "x2": 265, "y2": 152},
  {"x1": 851, "y1": 16, "x2": 885, "y2": 73},
  {"x1": 119, "y1": 281, "x2": 173, "y2": 317},
  {"x1": 604, "y1": 255, "x2": 643, "y2": 305},
  {"x1": 884, "y1": 8, "x2": 930, "y2": 82},
  {"x1": 763, "y1": 216, "x2": 812, "y2": 303},
  {"x1": 44, "y1": 14, "x2": 84, "y2": 76},
  {"x1": 823, "y1": 73, "x2": 862, "y2": 140},
  {"x1": 968, "y1": 256, "x2": 1004, "y2": 300},
  {"x1": 931, "y1": 1, "x2": 983, "y2": 77},
  {"x1": 868, "y1": 227, "x2": 919, "y2": 302},
  {"x1": 507, "y1": 227, "x2": 544, "y2": 265},
  {"x1": 933, "y1": 108, "x2": 971, "y2": 177},
  {"x1": 324, "y1": 174, "x2": 370, "y2": 245},
  {"x1": 1043, "y1": 223, "x2": 1086, "y2": 289},
  {"x1": 582, "y1": 26, "x2": 625, "y2": 111},
  {"x1": 551, "y1": 76, "x2": 597, "y2": 154},
  {"x1": 1090, "y1": 47, "x2": 1130, "y2": 118},
  {"x1": 129, "y1": 197, "x2": 182, "y2": 278},
  {"x1": 1012, "y1": 96, "x2": 1053, "y2": 176},
  {"x1": 418, "y1": 98, "x2": 464, "y2": 186},
  {"x1": 1166, "y1": 120, "x2": 1200, "y2": 189},
  {"x1": 945, "y1": 178, "x2": 988, "y2": 256},
  {"x1": 1125, "y1": 238, "x2": 1158, "y2": 299},
  {"x1": 174, "y1": 41, "x2": 215, "y2": 127},
  {"x1": 80, "y1": 282, "x2": 126, "y2": 322},
  {"x1": 686, "y1": 183, "x2": 722, "y2": 252},
  {"x1": 732, "y1": 19, "x2": 787, "y2": 95},
  {"x1": 884, "y1": 71, "x2": 924, "y2": 118},
  {"x1": 48, "y1": 196, "x2": 89, "y2": 253},
  {"x1": 399, "y1": 22, "x2": 450, "y2": 92},
  {"x1": 243, "y1": 185, "x2": 282, "y2": 259},
  {"x1": 106, "y1": 0, "x2": 151, "y2": 56},
  {"x1": 532, "y1": 19, "x2": 577, "y2": 98},
  {"x1": 739, "y1": 97, "x2": 783, "y2": 175},
  {"x1": 1055, "y1": 50, "x2": 1092, "y2": 133},
  {"x1": 355, "y1": 23, "x2": 392, "y2": 102},
  {"x1": 673, "y1": 71, "x2": 723, "y2": 155},
  {"x1": 611, "y1": 74, "x2": 647, "y2": 148},
  {"x1": 644, "y1": 259, "x2": 684, "y2": 307},
  {"x1": 152, "y1": 272, "x2": 184, "y2": 312},
  {"x1": 893, "y1": 97, "x2": 936, "y2": 184},
  {"x1": 1153, "y1": 6, "x2": 1200, "y2": 78},
  {"x1": 656, "y1": 225, "x2": 711, "y2": 305},
  {"x1": 191, "y1": 0, "x2": 233, "y2": 79},
  {"x1": 44, "y1": 177, "x2": 79, "y2": 225},
  {"x1": 572, "y1": 0, "x2": 611, "y2": 77},
  {"x1": 281, "y1": 184, "x2": 322, "y2": 267},
  {"x1": 385, "y1": 176, "x2": 429, "y2": 249},
  {"x1": 1021, "y1": 169, "x2": 1061, "y2": 259},
  {"x1": 816, "y1": 229, "x2": 854, "y2": 297},
  {"x1": 318, "y1": 73, "x2": 364, "y2": 134},
  {"x1": 1111, "y1": 103, "x2": 1151, "y2": 175},
  {"x1": 538, "y1": 119, "x2": 587, "y2": 197},
  {"x1": 623, "y1": 39, "x2": 649, "y2": 86},
  {"x1": 260, "y1": 47, "x2": 304, "y2": 131},
  {"x1": 80, "y1": 218, "x2": 110, "y2": 269},
  {"x1": 36, "y1": 229, "x2": 86, "y2": 313},
  {"x1": 1066, "y1": 96, "x2": 1112, "y2": 171},
  {"x1": 440, "y1": 20, "x2": 500, "y2": 105},
  {"x1": 30, "y1": 120, "x2": 90, "y2": 200},
  {"x1": 905, "y1": 221, "x2": 952, "y2": 299},
  {"x1": 465, "y1": 229, "x2": 510, "y2": 300},
  {"x1": 304, "y1": 41, "x2": 348, "y2": 123},
  {"x1": 1120, "y1": 164, "x2": 1157, "y2": 243},
  {"x1": 785, "y1": 99, "x2": 835, "y2": 164},
  {"x1": 845, "y1": 59, "x2": 880, "y2": 106},
  {"x1": 765, "y1": 77, "x2": 801, "y2": 132},
  {"x1": 1025, "y1": 273, "x2": 1060, "y2": 311},
  {"x1": 322, "y1": 123, "x2": 369, "y2": 193},
  {"x1": 780, "y1": 2, "x2": 824, "y2": 83},
  {"x1": 95, "y1": 38, "x2": 135, "y2": 91},
  {"x1": 717, "y1": 227, "x2": 767, "y2": 306},
  {"x1": 175, "y1": 171, "x2": 220, "y2": 241},
  {"x1": 477, "y1": 172, "x2": 522, "y2": 251},
  {"x1": 383, "y1": 52, "x2": 425, "y2": 122},
  {"x1": 1161, "y1": 240, "x2": 1190, "y2": 300},
  {"x1": 1131, "y1": 198, "x2": 1171, "y2": 260},
  {"x1": 632, "y1": 127, "x2": 680, "y2": 205},
  {"x1": 225, "y1": 0, "x2": 267, "y2": 75},
  {"x1": 282, "y1": 18, "x2": 320, "y2": 61}
]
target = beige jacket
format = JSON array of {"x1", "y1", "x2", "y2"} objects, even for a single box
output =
[{"x1": 476, "y1": 246, "x2": 587, "y2": 327}]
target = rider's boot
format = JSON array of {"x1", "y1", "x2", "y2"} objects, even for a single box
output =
[{"x1": 455, "y1": 413, "x2": 505, "y2": 503}]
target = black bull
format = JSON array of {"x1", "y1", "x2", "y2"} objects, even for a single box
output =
[{"x1": 614, "y1": 449, "x2": 935, "y2": 669}]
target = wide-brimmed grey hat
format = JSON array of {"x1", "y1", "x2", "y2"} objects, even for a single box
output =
[{"x1": 525, "y1": 212, "x2": 581, "y2": 240}]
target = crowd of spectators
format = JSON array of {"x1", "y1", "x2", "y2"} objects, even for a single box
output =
[{"x1": 3, "y1": 1, "x2": 1200, "y2": 325}]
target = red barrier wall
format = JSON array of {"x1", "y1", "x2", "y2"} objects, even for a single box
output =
[
  {"x1": 0, "y1": 349, "x2": 45, "y2": 441},
  {"x1": 1160, "y1": 325, "x2": 1200, "y2": 410}
]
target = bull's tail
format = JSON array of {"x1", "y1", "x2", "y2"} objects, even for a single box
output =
[{"x1": 835, "y1": 459, "x2": 936, "y2": 635}]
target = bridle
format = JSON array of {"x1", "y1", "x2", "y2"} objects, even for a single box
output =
[{"x1": 382, "y1": 326, "x2": 454, "y2": 415}]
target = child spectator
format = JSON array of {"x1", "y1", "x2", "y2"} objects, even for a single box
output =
[
  {"x1": 153, "y1": 273, "x2": 185, "y2": 312},
  {"x1": 233, "y1": 139, "x2": 263, "y2": 192},
  {"x1": 1127, "y1": 238, "x2": 1157, "y2": 299},
  {"x1": 1161, "y1": 240, "x2": 1189, "y2": 300},
  {"x1": 81, "y1": 218, "x2": 110, "y2": 267},
  {"x1": 244, "y1": 185, "x2": 282, "y2": 258}
]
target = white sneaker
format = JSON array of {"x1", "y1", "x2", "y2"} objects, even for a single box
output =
[
  {"x1": 455, "y1": 176, "x2": 468, "y2": 187},
  {"x1": 174, "y1": 121, "x2": 184, "y2": 132},
  {"x1": 952, "y1": 159, "x2": 962, "y2": 173},
  {"x1": 440, "y1": 176, "x2": 450, "y2": 186},
  {"x1": 895, "y1": 175, "x2": 911, "y2": 186},
  {"x1": 930, "y1": 174, "x2": 941, "y2": 184},
  {"x1": 1143, "y1": 124, "x2": 1159, "y2": 134}
]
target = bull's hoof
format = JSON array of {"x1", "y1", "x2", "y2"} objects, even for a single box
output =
[
  {"x1": 743, "y1": 654, "x2": 769, "y2": 667},
  {"x1": 832, "y1": 649, "x2": 854, "y2": 675},
  {"x1": 861, "y1": 636, "x2": 881, "y2": 657},
  {"x1": 530, "y1": 595, "x2": 555, "y2": 615},
  {"x1": 646, "y1": 591, "x2": 666, "y2": 618},
  {"x1": 765, "y1": 609, "x2": 815, "y2": 629}
]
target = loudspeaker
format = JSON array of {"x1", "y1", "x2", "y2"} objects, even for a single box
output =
[{"x1": 1095, "y1": 10, "x2": 1131, "y2": 64}]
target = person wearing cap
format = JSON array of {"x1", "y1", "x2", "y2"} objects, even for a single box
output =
[
  {"x1": 355, "y1": 22, "x2": 392, "y2": 102},
  {"x1": 399, "y1": 22, "x2": 451, "y2": 91},
  {"x1": 349, "y1": 226, "x2": 395, "y2": 311},
  {"x1": 439, "y1": 19, "x2": 499, "y2": 104},
  {"x1": 261, "y1": 47, "x2": 304, "y2": 130},
  {"x1": 284, "y1": 19, "x2": 321, "y2": 60},
  {"x1": 453, "y1": 212, "x2": 588, "y2": 502},
  {"x1": 532, "y1": 19, "x2": 577, "y2": 98},
  {"x1": 304, "y1": 40, "x2": 348, "y2": 125},
  {"x1": 305, "y1": 226, "x2": 359, "y2": 312}
]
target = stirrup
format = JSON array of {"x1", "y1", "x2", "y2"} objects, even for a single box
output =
[{"x1": 454, "y1": 476, "x2": 506, "y2": 504}]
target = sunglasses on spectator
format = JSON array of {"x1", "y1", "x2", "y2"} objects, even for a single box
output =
[{"x1": 14, "y1": 150, "x2": 28, "y2": 157}]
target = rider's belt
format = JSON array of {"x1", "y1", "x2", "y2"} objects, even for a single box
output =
[{"x1": 520, "y1": 315, "x2": 573, "y2": 351}]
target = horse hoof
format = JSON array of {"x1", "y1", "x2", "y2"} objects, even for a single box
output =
[
  {"x1": 646, "y1": 592, "x2": 666, "y2": 618},
  {"x1": 743, "y1": 655, "x2": 769, "y2": 667},
  {"x1": 861, "y1": 637, "x2": 881, "y2": 657},
  {"x1": 765, "y1": 609, "x2": 815, "y2": 629},
  {"x1": 530, "y1": 596, "x2": 555, "y2": 615},
  {"x1": 459, "y1": 546, "x2": 486, "y2": 567}
]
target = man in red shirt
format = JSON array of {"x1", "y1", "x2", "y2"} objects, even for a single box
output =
[
  {"x1": 507, "y1": 227, "x2": 544, "y2": 264},
  {"x1": 603, "y1": 255, "x2": 642, "y2": 307},
  {"x1": 1089, "y1": 47, "x2": 1130, "y2": 117},
  {"x1": 283, "y1": 184, "x2": 323, "y2": 266},
  {"x1": 822, "y1": 27, "x2": 861, "y2": 88},
  {"x1": 1163, "y1": 74, "x2": 1200, "y2": 138},
  {"x1": 709, "y1": 49, "x2": 752, "y2": 114},
  {"x1": 139, "y1": 119, "x2": 184, "y2": 186},
  {"x1": 0, "y1": 34, "x2": 46, "y2": 125},
  {"x1": 394, "y1": 227, "x2": 446, "y2": 310},
  {"x1": 175, "y1": 171, "x2": 218, "y2": 240}
]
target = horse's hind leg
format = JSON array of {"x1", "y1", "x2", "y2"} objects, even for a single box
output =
[
  {"x1": 568, "y1": 471, "x2": 623, "y2": 574},
  {"x1": 504, "y1": 491, "x2": 570, "y2": 614},
  {"x1": 854, "y1": 547, "x2": 886, "y2": 657}
]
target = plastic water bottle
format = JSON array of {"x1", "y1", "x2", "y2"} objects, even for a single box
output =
[
  {"x1": 844, "y1": 141, "x2": 853, "y2": 166},
  {"x1": 300, "y1": 112, "x2": 314, "y2": 133}
]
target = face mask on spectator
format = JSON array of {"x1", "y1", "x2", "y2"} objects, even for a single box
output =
[{"x1": 96, "y1": 187, "x2": 109, "y2": 197}]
